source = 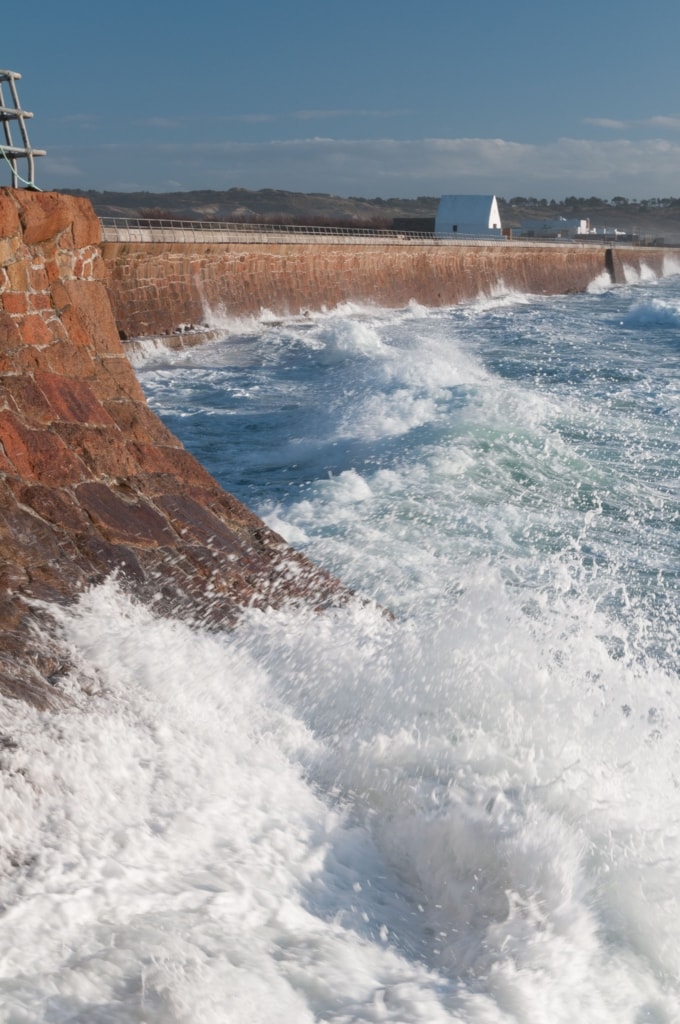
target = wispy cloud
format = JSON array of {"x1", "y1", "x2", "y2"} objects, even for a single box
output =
[
  {"x1": 210, "y1": 109, "x2": 405, "y2": 125},
  {"x1": 137, "y1": 117, "x2": 182, "y2": 129},
  {"x1": 129, "y1": 109, "x2": 409, "y2": 130},
  {"x1": 292, "y1": 108, "x2": 408, "y2": 121},
  {"x1": 585, "y1": 114, "x2": 680, "y2": 132},
  {"x1": 584, "y1": 117, "x2": 628, "y2": 130},
  {"x1": 41, "y1": 154, "x2": 85, "y2": 178},
  {"x1": 59, "y1": 113, "x2": 98, "y2": 131},
  {"x1": 224, "y1": 113, "x2": 276, "y2": 124}
]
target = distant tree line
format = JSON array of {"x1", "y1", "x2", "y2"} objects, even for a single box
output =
[{"x1": 137, "y1": 208, "x2": 394, "y2": 230}]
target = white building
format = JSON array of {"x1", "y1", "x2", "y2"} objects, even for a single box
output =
[
  {"x1": 519, "y1": 216, "x2": 589, "y2": 239},
  {"x1": 435, "y1": 195, "x2": 502, "y2": 237}
]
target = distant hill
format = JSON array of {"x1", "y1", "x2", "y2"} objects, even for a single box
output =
[
  {"x1": 61, "y1": 187, "x2": 439, "y2": 228},
  {"x1": 61, "y1": 188, "x2": 680, "y2": 244}
]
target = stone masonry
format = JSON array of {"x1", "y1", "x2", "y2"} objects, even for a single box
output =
[{"x1": 101, "y1": 236, "x2": 677, "y2": 340}]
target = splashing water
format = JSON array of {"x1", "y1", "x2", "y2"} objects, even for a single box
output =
[{"x1": 3, "y1": 269, "x2": 680, "y2": 1022}]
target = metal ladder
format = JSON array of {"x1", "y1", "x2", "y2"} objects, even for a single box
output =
[{"x1": 0, "y1": 69, "x2": 46, "y2": 189}]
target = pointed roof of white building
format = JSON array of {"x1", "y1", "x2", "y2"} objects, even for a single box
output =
[{"x1": 435, "y1": 195, "x2": 502, "y2": 234}]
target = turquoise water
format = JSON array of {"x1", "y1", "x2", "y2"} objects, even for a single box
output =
[{"x1": 142, "y1": 268, "x2": 680, "y2": 660}]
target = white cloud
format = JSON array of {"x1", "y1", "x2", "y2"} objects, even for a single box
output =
[
  {"x1": 41, "y1": 135, "x2": 680, "y2": 200},
  {"x1": 647, "y1": 115, "x2": 680, "y2": 130}
]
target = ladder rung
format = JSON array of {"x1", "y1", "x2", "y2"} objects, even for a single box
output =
[
  {"x1": 0, "y1": 107, "x2": 33, "y2": 118},
  {"x1": 0, "y1": 146, "x2": 47, "y2": 156}
]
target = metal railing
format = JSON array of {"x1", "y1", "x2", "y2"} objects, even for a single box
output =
[
  {"x1": 100, "y1": 216, "x2": 618, "y2": 249},
  {"x1": 0, "y1": 70, "x2": 46, "y2": 189}
]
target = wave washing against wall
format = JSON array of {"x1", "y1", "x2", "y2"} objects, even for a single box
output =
[{"x1": 101, "y1": 230, "x2": 669, "y2": 341}]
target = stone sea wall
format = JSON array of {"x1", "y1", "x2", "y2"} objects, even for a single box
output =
[
  {"x1": 0, "y1": 190, "x2": 342, "y2": 707},
  {"x1": 101, "y1": 235, "x2": 677, "y2": 340}
]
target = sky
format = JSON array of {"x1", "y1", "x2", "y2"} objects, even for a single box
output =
[{"x1": 3, "y1": 0, "x2": 680, "y2": 201}]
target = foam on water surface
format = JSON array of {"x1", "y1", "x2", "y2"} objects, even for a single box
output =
[
  {"x1": 3, "y1": 278, "x2": 680, "y2": 1021},
  {"x1": 2, "y1": 570, "x2": 679, "y2": 1022}
]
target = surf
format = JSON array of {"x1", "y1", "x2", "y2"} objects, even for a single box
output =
[{"x1": 3, "y1": 274, "x2": 680, "y2": 1021}]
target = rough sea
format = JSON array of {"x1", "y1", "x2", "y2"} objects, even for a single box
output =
[{"x1": 2, "y1": 258, "x2": 680, "y2": 1022}]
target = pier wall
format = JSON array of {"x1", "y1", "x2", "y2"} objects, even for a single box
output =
[{"x1": 100, "y1": 235, "x2": 678, "y2": 340}]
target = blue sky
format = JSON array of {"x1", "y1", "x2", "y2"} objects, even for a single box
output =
[{"x1": 4, "y1": 0, "x2": 680, "y2": 199}]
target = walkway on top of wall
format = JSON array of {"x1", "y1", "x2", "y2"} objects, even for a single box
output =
[{"x1": 99, "y1": 217, "x2": 626, "y2": 250}]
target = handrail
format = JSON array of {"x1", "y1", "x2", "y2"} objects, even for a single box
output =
[{"x1": 99, "y1": 216, "x2": 622, "y2": 249}]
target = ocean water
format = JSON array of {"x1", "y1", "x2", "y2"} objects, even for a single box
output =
[{"x1": 3, "y1": 260, "x2": 680, "y2": 1022}]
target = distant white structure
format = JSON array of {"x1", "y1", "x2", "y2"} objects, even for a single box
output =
[
  {"x1": 588, "y1": 225, "x2": 627, "y2": 238},
  {"x1": 519, "y1": 216, "x2": 589, "y2": 239},
  {"x1": 435, "y1": 195, "x2": 502, "y2": 237}
]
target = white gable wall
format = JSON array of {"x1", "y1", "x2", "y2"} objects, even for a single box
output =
[{"x1": 435, "y1": 195, "x2": 502, "y2": 236}]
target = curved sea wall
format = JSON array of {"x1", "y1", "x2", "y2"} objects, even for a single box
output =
[
  {"x1": 0, "y1": 190, "x2": 341, "y2": 707},
  {"x1": 101, "y1": 235, "x2": 677, "y2": 340}
]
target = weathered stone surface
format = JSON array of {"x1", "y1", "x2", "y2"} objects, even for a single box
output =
[
  {"x1": 155, "y1": 492, "x2": 255, "y2": 554},
  {"x1": 14, "y1": 482, "x2": 91, "y2": 532},
  {"x1": 76, "y1": 481, "x2": 178, "y2": 546},
  {"x1": 52, "y1": 422, "x2": 137, "y2": 479},
  {"x1": 2, "y1": 375, "x2": 54, "y2": 423},
  {"x1": 0, "y1": 192, "x2": 20, "y2": 240},
  {"x1": 41, "y1": 338, "x2": 99, "y2": 380},
  {"x1": 0, "y1": 189, "x2": 346, "y2": 708},
  {"x1": 61, "y1": 279, "x2": 123, "y2": 352},
  {"x1": 0, "y1": 410, "x2": 86, "y2": 484},
  {"x1": 19, "y1": 191, "x2": 74, "y2": 246},
  {"x1": 70, "y1": 201, "x2": 101, "y2": 249},
  {"x1": 0, "y1": 310, "x2": 21, "y2": 349},
  {"x1": 103, "y1": 399, "x2": 180, "y2": 446},
  {"x1": 18, "y1": 312, "x2": 54, "y2": 347},
  {"x1": 33, "y1": 369, "x2": 116, "y2": 425},
  {"x1": 94, "y1": 354, "x2": 147, "y2": 403}
]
